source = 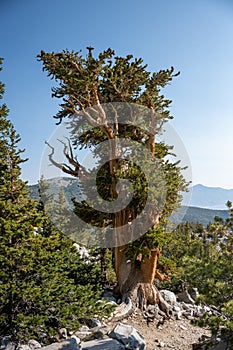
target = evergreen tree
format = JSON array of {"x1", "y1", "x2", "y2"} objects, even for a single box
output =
[
  {"x1": 38, "y1": 48, "x2": 188, "y2": 309},
  {"x1": 0, "y1": 59, "x2": 112, "y2": 344},
  {"x1": 162, "y1": 216, "x2": 233, "y2": 345}
]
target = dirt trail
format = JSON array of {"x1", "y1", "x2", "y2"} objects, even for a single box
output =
[{"x1": 111, "y1": 311, "x2": 211, "y2": 350}]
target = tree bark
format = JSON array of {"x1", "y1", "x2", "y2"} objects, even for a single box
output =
[
  {"x1": 112, "y1": 247, "x2": 172, "y2": 321},
  {"x1": 114, "y1": 247, "x2": 170, "y2": 310}
]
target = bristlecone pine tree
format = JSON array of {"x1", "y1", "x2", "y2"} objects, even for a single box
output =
[
  {"x1": 0, "y1": 58, "x2": 112, "y2": 343},
  {"x1": 38, "y1": 48, "x2": 188, "y2": 313}
]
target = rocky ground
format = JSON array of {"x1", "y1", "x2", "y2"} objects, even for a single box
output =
[
  {"x1": 0, "y1": 310, "x2": 219, "y2": 350},
  {"x1": 1, "y1": 288, "x2": 223, "y2": 350},
  {"x1": 104, "y1": 288, "x2": 215, "y2": 349},
  {"x1": 113, "y1": 310, "x2": 211, "y2": 350}
]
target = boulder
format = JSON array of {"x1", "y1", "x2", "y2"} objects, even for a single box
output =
[
  {"x1": 159, "y1": 290, "x2": 177, "y2": 306},
  {"x1": 40, "y1": 337, "x2": 81, "y2": 350},
  {"x1": 109, "y1": 323, "x2": 146, "y2": 350},
  {"x1": 17, "y1": 346, "x2": 31, "y2": 350},
  {"x1": 28, "y1": 340, "x2": 41, "y2": 349},
  {"x1": 81, "y1": 338, "x2": 125, "y2": 350}
]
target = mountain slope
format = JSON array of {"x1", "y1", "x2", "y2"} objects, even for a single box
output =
[
  {"x1": 28, "y1": 179, "x2": 231, "y2": 226},
  {"x1": 182, "y1": 184, "x2": 233, "y2": 210},
  {"x1": 171, "y1": 206, "x2": 229, "y2": 226}
]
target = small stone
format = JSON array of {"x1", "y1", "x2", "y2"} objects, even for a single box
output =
[
  {"x1": 121, "y1": 319, "x2": 128, "y2": 323},
  {"x1": 186, "y1": 315, "x2": 195, "y2": 320},
  {"x1": 179, "y1": 324, "x2": 187, "y2": 330},
  {"x1": 173, "y1": 305, "x2": 181, "y2": 312},
  {"x1": 91, "y1": 319, "x2": 101, "y2": 328},
  {"x1": 78, "y1": 325, "x2": 89, "y2": 332},
  {"x1": 175, "y1": 310, "x2": 183, "y2": 320},
  {"x1": 58, "y1": 328, "x2": 67, "y2": 339},
  {"x1": 39, "y1": 338, "x2": 81, "y2": 350},
  {"x1": 158, "y1": 341, "x2": 165, "y2": 347},
  {"x1": 190, "y1": 287, "x2": 199, "y2": 300},
  {"x1": 74, "y1": 328, "x2": 92, "y2": 340}
]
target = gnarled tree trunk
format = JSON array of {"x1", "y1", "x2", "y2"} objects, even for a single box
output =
[{"x1": 113, "y1": 245, "x2": 171, "y2": 317}]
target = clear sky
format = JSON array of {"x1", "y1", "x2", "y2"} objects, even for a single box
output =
[{"x1": 1, "y1": 0, "x2": 233, "y2": 188}]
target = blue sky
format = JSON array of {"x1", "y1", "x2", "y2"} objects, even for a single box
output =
[{"x1": 1, "y1": 0, "x2": 233, "y2": 188}]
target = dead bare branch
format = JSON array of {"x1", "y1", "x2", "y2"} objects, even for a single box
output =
[{"x1": 45, "y1": 140, "x2": 88, "y2": 178}]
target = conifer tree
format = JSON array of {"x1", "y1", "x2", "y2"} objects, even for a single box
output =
[
  {"x1": 0, "y1": 57, "x2": 41, "y2": 339},
  {"x1": 162, "y1": 216, "x2": 233, "y2": 345},
  {"x1": 0, "y1": 59, "x2": 112, "y2": 343},
  {"x1": 38, "y1": 48, "x2": 188, "y2": 310}
]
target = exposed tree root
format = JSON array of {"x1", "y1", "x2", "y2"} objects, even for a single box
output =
[
  {"x1": 111, "y1": 247, "x2": 172, "y2": 321},
  {"x1": 110, "y1": 283, "x2": 172, "y2": 322}
]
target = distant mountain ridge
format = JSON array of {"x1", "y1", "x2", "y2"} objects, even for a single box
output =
[
  {"x1": 171, "y1": 206, "x2": 229, "y2": 226},
  {"x1": 28, "y1": 177, "x2": 82, "y2": 203},
  {"x1": 28, "y1": 180, "x2": 231, "y2": 226},
  {"x1": 182, "y1": 184, "x2": 233, "y2": 210}
]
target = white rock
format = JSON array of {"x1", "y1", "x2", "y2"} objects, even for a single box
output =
[
  {"x1": 190, "y1": 287, "x2": 199, "y2": 300},
  {"x1": 28, "y1": 340, "x2": 41, "y2": 349},
  {"x1": 39, "y1": 338, "x2": 81, "y2": 350},
  {"x1": 173, "y1": 305, "x2": 181, "y2": 312},
  {"x1": 109, "y1": 323, "x2": 146, "y2": 349},
  {"x1": 74, "y1": 331, "x2": 92, "y2": 341},
  {"x1": 17, "y1": 346, "x2": 31, "y2": 350},
  {"x1": 58, "y1": 328, "x2": 67, "y2": 339},
  {"x1": 159, "y1": 290, "x2": 177, "y2": 306},
  {"x1": 175, "y1": 310, "x2": 183, "y2": 320},
  {"x1": 81, "y1": 338, "x2": 125, "y2": 350},
  {"x1": 158, "y1": 341, "x2": 165, "y2": 347},
  {"x1": 179, "y1": 324, "x2": 187, "y2": 330}
]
